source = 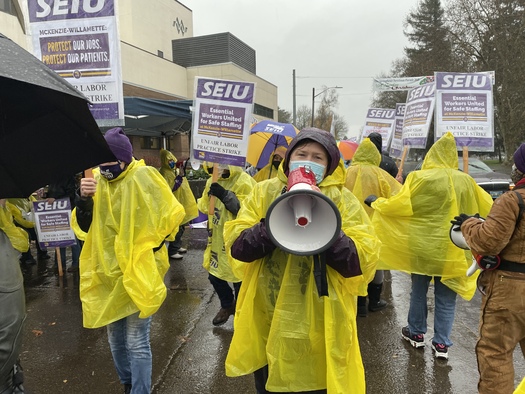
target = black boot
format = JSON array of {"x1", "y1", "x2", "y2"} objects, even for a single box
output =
[
  {"x1": 357, "y1": 296, "x2": 368, "y2": 317},
  {"x1": 124, "y1": 383, "x2": 132, "y2": 394},
  {"x1": 368, "y1": 283, "x2": 387, "y2": 312}
]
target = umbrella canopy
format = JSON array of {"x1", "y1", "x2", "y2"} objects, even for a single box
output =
[
  {"x1": 0, "y1": 33, "x2": 115, "y2": 198},
  {"x1": 337, "y1": 140, "x2": 359, "y2": 160},
  {"x1": 247, "y1": 120, "x2": 299, "y2": 169}
]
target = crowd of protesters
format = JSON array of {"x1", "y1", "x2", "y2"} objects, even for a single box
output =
[{"x1": 2, "y1": 125, "x2": 525, "y2": 394}]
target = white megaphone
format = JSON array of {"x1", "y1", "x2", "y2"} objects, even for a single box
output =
[
  {"x1": 266, "y1": 166, "x2": 342, "y2": 256},
  {"x1": 449, "y1": 217, "x2": 499, "y2": 276}
]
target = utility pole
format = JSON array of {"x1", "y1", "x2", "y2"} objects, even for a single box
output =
[{"x1": 292, "y1": 69, "x2": 296, "y2": 125}]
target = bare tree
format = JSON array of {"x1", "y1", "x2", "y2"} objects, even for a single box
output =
[{"x1": 295, "y1": 105, "x2": 311, "y2": 130}]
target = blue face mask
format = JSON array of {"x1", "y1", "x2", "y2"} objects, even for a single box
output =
[
  {"x1": 99, "y1": 162, "x2": 124, "y2": 180},
  {"x1": 168, "y1": 160, "x2": 176, "y2": 169},
  {"x1": 289, "y1": 160, "x2": 326, "y2": 185}
]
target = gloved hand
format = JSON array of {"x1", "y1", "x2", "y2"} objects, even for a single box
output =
[
  {"x1": 364, "y1": 195, "x2": 378, "y2": 207},
  {"x1": 451, "y1": 213, "x2": 480, "y2": 230},
  {"x1": 208, "y1": 182, "x2": 227, "y2": 200}
]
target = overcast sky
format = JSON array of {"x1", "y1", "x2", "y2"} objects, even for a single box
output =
[{"x1": 181, "y1": 0, "x2": 418, "y2": 138}]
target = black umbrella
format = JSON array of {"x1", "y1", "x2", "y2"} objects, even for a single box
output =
[{"x1": 0, "y1": 33, "x2": 116, "y2": 198}]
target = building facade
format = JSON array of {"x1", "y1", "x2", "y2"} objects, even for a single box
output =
[{"x1": 1, "y1": 0, "x2": 278, "y2": 166}]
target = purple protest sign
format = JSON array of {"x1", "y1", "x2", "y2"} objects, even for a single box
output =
[
  {"x1": 32, "y1": 198, "x2": 76, "y2": 248},
  {"x1": 360, "y1": 108, "x2": 396, "y2": 150},
  {"x1": 435, "y1": 72, "x2": 494, "y2": 151},
  {"x1": 192, "y1": 77, "x2": 256, "y2": 166},
  {"x1": 390, "y1": 103, "x2": 405, "y2": 159},
  {"x1": 28, "y1": 0, "x2": 124, "y2": 127},
  {"x1": 402, "y1": 83, "x2": 435, "y2": 149},
  {"x1": 196, "y1": 78, "x2": 255, "y2": 104},
  {"x1": 28, "y1": 1, "x2": 115, "y2": 22}
]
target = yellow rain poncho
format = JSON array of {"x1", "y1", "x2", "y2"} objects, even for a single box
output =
[
  {"x1": 6, "y1": 198, "x2": 34, "y2": 229},
  {"x1": 224, "y1": 160, "x2": 380, "y2": 394},
  {"x1": 345, "y1": 138, "x2": 402, "y2": 217},
  {"x1": 158, "y1": 149, "x2": 198, "y2": 224},
  {"x1": 252, "y1": 146, "x2": 287, "y2": 182},
  {"x1": 72, "y1": 159, "x2": 185, "y2": 328},
  {"x1": 197, "y1": 164, "x2": 255, "y2": 282},
  {"x1": 370, "y1": 132, "x2": 493, "y2": 300},
  {"x1": 0, "y1": 205, "x2": 29, "y2": 253}
]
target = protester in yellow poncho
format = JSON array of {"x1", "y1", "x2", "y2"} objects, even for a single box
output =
[
  {"x1": 368, "y1": 132, "x2": 493, "y2": 359},
  {"x1": 0, "y1": 200, "x2": 29, "y2": 393},
  {"x1": 224, "y1": 128, "x2": 379, "y2": 394},
  {"x1": 72, "y1": 128, "x2": 185, "y2": 394},
  {"x1": 6, "y1": 197, "x2": 51, "y2": 263},
  {"x1": 253, "y1": 146, "x2": 286, "y2": 182},
  {"x1": 345, "y1": 138, "x2": 401, "y2": 317},
  {"x1": 197, "y1": 162, "x2": 255, "y2": 326},
  {"x1": 159, "y1": 149, "x2": 198, "y2": 259}
]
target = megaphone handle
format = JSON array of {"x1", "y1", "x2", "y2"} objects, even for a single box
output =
[
  {"x1": 467, "y1": 260, "x2": 479, "y2": 277},
  {"x1": 313, "y1": 254, "x2": 329, "y2": 297}
]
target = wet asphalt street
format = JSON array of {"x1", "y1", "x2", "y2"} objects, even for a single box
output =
[{"x1": 19, "y1": 225, "x2": 525, "y2": 393}]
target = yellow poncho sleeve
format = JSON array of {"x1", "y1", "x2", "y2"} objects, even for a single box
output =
[
  {"x1": 197, "y1": 167, "x2": 256, "y2": 282},
  {"x1": 0, "y1": 205, "x2": 29, "y2": 253}
]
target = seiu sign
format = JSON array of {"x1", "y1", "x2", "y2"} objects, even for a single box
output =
[
  {"x1": 407, "y1": 83, "x2": 435, "y2": 103},
  {"x1": 29, "y1": 0, "x2": 114, "y2": 22},
  {"x1": 436, "y1": 72, "x2": 491, "y2": 91},
  {"x1": 196, "y1": 78, "x2": 255, "y2": 104},
  {"x1": 34, "y1": 198, "x2": 71, "y2": 212},
  {"x1": 367, "y1": 109, "x2": 395, "y2": 119}
]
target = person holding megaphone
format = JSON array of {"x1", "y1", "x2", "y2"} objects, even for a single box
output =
[
  {"x1": 451, "y1": 142, "x2": 525, "y2": 394},
  {"x1": 223, "y1": 128, "x2": 380, "y2": 394}
]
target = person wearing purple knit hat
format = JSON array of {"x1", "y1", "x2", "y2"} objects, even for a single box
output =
[
  {"x1": 452, "y1": 142, "x2": 525, "y2": 393},
  {"x1": 72, "y1": 127, "x2": 185, "y2": 394}
]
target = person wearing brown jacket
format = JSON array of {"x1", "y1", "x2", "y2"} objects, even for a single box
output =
[{"x1": 452, "y1": 143, "x2": 525, "y2": 394}]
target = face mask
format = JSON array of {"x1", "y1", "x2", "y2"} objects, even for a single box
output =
[
  {"x1": 289, "y1": 160, "x2": 326, "y2": 185},
  {"x1": 511, "y1": 164, "x2": 523, "y2": 184},
  {"x1": 272, "y1": 160, "x2": 281, "y2": 169},
  {"x1": 168, "y1": 160, "x2": 176, "y2": 169},
  {"x1": 99, "y1": 162, "x2": 124, "y2": 180}
]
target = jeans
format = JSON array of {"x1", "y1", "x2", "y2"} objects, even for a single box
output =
[
  {"x1": 167, "y1": 226, "x2": 184, "y2": 255},
  {"x1": 106, "y1": 313, "x2": 152, "y2": 394},
  {"x1": 208, "y1": 273, "x2": 241, "y2": 309},
  {"x1": 407, "y1": 274, "x2": 457, "y2": 346}
]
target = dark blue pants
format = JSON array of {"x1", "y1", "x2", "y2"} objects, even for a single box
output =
[{"x1": 207, "y1": 273, "x2": 240, "y2": 309}]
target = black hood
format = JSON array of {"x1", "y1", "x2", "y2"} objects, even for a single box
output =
[{"x1": 368, "y1": 132, "x2": 382, "y2": 153}]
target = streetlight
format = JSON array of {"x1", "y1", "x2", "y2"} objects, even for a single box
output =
[{"x1": 311, "y1": 86, "x2": 342, "y2": 127}]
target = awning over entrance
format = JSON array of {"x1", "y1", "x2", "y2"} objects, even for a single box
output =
[{"x1": 122, "y1": 97, "x2": 193, "y2": 137}]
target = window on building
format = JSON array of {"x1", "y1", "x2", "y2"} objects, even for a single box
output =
[
  {"x1": 254, "y1": 103, "x2": 274, "y2": 119},
  {"x1": 157, "y1": 50, "x2": 164, "y2": 58},
  {"x1": 0, "y1": 0, "x2": 15, "y2": 15},
  {"x1": 140, "y1": 136, "x2": 162, "y2": 150}
]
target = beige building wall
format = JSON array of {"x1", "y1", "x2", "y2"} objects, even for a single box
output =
[{"x1": 118, "y1": 0, "x2": 193, "y2": 60}]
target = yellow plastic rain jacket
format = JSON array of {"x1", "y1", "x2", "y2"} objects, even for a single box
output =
[
  {"x1": 253, "y1": 146, "x2": 287, "y2": 182},
  {"x1": 6, "y1": 198, "x2": 34, "y2": 229},
  {"x1": 345, "y1": 139, "x2": 402, "y2": 217},
  {"x1": 72, "y1": 159, "x2": 185, "y2": 328},
  {"x1": 223, "y1": 160, "x2": 380, "y2": 394},
  {"x1": 159, "y1": 149, "x2": 198, "y2": 224},
  {"x1": 0, "y1": 205, "x2": 29, "y2": 253},
  {"x1": 370, "y1": 132, "x2": 494, "y2": 300},
  {"x1": 197, "y1": 164, "x2": 255, "y2": 282}
]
